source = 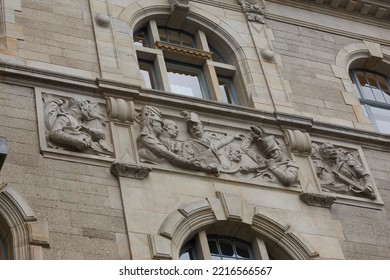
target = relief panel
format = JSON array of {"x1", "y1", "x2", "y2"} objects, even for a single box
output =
[{"x1": 35, "y1": 88, "x2": 114, "y2": 164}]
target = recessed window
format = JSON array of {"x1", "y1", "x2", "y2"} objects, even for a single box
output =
[
  {"x1": 139, "y1": 60, "x2": 158, "y2": 89},
  {"x1": 166, "y1": 61, "x2": 209, "y2": 98},
  {"x1": 179, "y1": 234, "x2": 258, "y2": 260},
  {"x1": 133, "y1": 21, "x2": 241, "y2": 104},
  {"x1": 218, "y1": 76, "x2": 238, "y2": 104},
  {"x1": 350, "y1": 69, "x2": 390, "y2": 134}
]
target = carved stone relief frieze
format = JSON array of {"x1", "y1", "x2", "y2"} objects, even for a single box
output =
[
  {"x1": 36, "y1": 89, "x2": 115, "y2": 162},
  {"x1": 135, "y1": 105, "x2": 298, "y2": 187},
  {"x1": 311, "y1": 142, "x2": 377, "y2": 200}
]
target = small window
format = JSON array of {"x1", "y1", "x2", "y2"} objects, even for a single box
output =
[
  {"x1": 134, "y1": 29, "x2": 149, "y2": 47},
  {"x1": 218, "y1": 76, "x2": 238, "y2": 104},
  {"x1": 139, "y1": 60, "x2": 158, "y2": 89},
  {"x1": 166, "y1": 61, "x2": 209, "y2": 99},
  {"x1": 179, "y1": 234, "x2": 255, "y2": 260},
  {"x1": 158, "y1": 27, "x2": 195, "y2": 48},
  {"x1": 350, "y1": 69, "x2": 390, "y2": 134}
]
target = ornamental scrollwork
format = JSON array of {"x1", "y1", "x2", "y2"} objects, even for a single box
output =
[{"x1": 239, "y1": 0, "x2": 266, "y2": 23}]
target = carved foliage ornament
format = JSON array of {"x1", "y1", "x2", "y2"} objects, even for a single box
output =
[
  {"x1": 42, "y1": 94, "x2": 114, "y2": 157},
  {"x1": 312, "y1": 142, "x2": 376, "y2": 200},
  {"x1": 239, "y1": 0, "x2": 266, "y2": 23},
  {"x1": 135, "y1": 105, "x2": 298, "y2": 187}
]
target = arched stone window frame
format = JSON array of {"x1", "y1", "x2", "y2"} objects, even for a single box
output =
[
  {"x1": 148, "y1": 192, "x2": 319, "y2": 260},
  {"x1": 117, "y1": 2, "x2": 263, "y2": 107},
  {"x1": 332, "y1": 41, "x2": 390, "y2": 132},
  {"x1": 0, "y1": 184, "x2": 49, "y2": 259}
]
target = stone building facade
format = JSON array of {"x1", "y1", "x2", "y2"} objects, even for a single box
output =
[{"x1": 0, "y1": 0, "x2": 390, "y2": 260}]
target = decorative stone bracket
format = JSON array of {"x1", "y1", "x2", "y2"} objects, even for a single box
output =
[{"x1": 110, "y1": 161, "x2": 152, "y2": 180}]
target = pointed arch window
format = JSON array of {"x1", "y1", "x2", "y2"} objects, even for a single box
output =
[{"x1": 350, "y1": 69, "x2": 390, "y2": 134}]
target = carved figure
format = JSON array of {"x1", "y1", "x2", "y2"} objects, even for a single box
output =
[
  {"x1": 239, "y1": 0, "x2": 265, "y2": 23},
  {"x1": 158, "y1": 119, "x2": 182, "y2": 154},
  {"x1": 218, "y1": 144, "x2": 243, "y2": 174},
  {"x1": 180, "y1": 111, "x2": 239, "y2": 169},
  {"x1": 240, "y1": 126, "x2": 299, "y2": 186},
  {"x1": 44, "y1": 95, "x2": 113, "y2": 156},
  {"x1": 136, "y1": 106, "x2": 218, "y2": 175},
  {"x1": 312, "y1": 143, "x2": 376, "y2": 199}
]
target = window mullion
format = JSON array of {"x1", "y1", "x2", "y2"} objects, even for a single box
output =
[
  {"x1": 204, "y1": 61, "x2": 222, "y2": 102},
  {"x1": 155, "y1": 54, "x2": 172, "y2": 92},
  {"x1": 195, "y1": 230, "x2": 212, "y2": 260},
  {"x1": 252, "y1": 237, "x2": 269, "y2": 260}
]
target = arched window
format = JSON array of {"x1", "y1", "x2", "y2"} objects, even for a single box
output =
[
  {"x1": 133, "y1": 20, "x2": 240, "y2": 105},
  {"x1": 349, "y1": 69, "x2": 390, "y2": 133},
  {"x1": 180, "y1": 234, "x2": 257, "y2": 260},
  {"x1": 0, "y1": 214, "x2": 11, "y2": 260}
]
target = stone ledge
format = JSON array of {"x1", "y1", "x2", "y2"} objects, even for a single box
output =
[{"x1": 110, "y1": 161, "x2": 152, "y2": 179}]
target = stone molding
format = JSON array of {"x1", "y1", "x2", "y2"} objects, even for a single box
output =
[
  {"x1": 156, "y1": 194, "x2": 319, "y2": 259},
  {"x1": 0, "y1": 185, "x2": 50, "y2": 259},
  {"x1": 155, "y1": 41, "x2": 213, "y2": 60}
]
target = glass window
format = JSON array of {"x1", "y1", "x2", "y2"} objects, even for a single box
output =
[
  {"x1": 180, "y1": 235, "x2": 254, "y2": 260},
  {"x1": 218, "y1": 76, "x2": 238, "y2": 104},
  {"x1": 166, "y1": 62, "x2": 209, "y2": 99},
  {"x1": 134, "y1": 23, "x2": 240, "y2": 104},
  {"x1": 139, "y1": 60, "x2": 157, "y2": 89},
  {"x1": 350, "y1": 69, "x2": 390, "y2": 134},
  {"x1": 133, "y1": 29, "x2": 149, "y2": 47}
]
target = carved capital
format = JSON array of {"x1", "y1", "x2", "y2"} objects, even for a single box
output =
[
  {"x1": 299, "y1": 192, "x2": 336, "y2": 208},
  {"x1": 110, "y1": 161, "x2": 152, "y2": 179},
  {"x1": 167, "y1": 0, "x2": 190, "y2": 29},
  {"x1": 284, "y1": 129, "x2": 312, "y2": 155},
  {"x1": 107, "y1": 97, "x2": 136, "y2": 123}
]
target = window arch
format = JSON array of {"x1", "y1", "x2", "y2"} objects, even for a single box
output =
[
  {"x1": 0, "y1": 186, "x2": 50, "y2": 259},
  {"x1": 132, "y1": 17, "x2": 244, "y2": 105},
  {"x1": 155, "y1": 196, "x2": 319, "y2": 260},
  {"x1": 349, "y1": 69, "x2": 390, "y2": 133}
]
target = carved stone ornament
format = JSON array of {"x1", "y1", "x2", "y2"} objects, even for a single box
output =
[
  {"x1": 42, "y1": 94, "x2": 114, "y2": 157},
  {"x1": 111, "y1": 161, "x2": 152, "y2": 180},
  {"x1": 299, "y1": 192, "x2": 336, "y2": 208},
  {"x1": 169, "y1": 0, "x2": 190, "y2": 13},
  {"x1": 311, "y1": 142, "x2": 377, "y2": 200},
  {"x1": 135, "y1": 105, "x2": 299, "y2": 187},
  {"x1": 239, "y1": 0, "x2": 266, "y2": 24}
]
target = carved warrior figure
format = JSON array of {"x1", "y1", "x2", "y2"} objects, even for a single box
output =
[
  {"x1": 239, "y1": 0, "x2": 265, "y2": 23},
  {"x1": 180, "y1": 111, "x2": 243, "y2": 173},
  {"x1": 44, "y1": 95, "x2": 114, "y2": 156},
  {"x1": 240, "y1": 126, "x2": 299, "y2": 186},
  {"x1": 136, "y1": 106, "x2": 218, "y2": 175},
  {"x1": 312, "y1": 143, "x2": 376, "y2": 200}
]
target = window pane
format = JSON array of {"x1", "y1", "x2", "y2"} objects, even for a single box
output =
[
  {"x1": 219, "y1": 240, "x2": 234, "y2": 257},
  {"x1": 168, "y1": 71, "x2": 203, "y2": 98},
  {"x1": 158, "y1": 28, "x2": 167, "y2": 42},
  {"x1": 372, "y1": 88, "x2": 385, "y2": 103},
  {"x1": 236, "y1": 243, "x2": 251, "y2": 259},
  {"x1": 218, "y1": 76, "x2": 238, "y2": 104},
  {"x1": 208, "y1": 240, "x2": 218, "y2": 255},
  {"x1": 369, "y1": 106, "x2": 390, "y2": 134},
  {"x1": 134, "y1": 30, "x2": 148, "y2": 47},
  {"x1": 361, "y1": 86, "x2": 375, "y2": 100},
  {"x1": 139, "y1": 61, "x2": 157, "y2": 89},
  {"x1": 181, "y1": 34, "x2": 194, "y2": 48},
  {"x1": 168, "y1": 30, "x2": 180, "y2": 44}
]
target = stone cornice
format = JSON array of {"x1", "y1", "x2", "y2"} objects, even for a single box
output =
[
  {"x1": 1, "y1": 61, "x2": 390, "y2": 150},
  {"x1": 267, "y1": 0, "x2": 390, "y2": 27},
  {"x1": 155, "y1": 41, "x2": 213, "y2": 60}
]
